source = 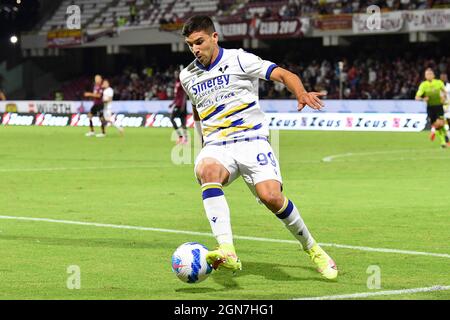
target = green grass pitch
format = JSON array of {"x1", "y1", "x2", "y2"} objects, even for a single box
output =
[{"x1": 0, "y1": 126, "x2": 449, "y2": 300}]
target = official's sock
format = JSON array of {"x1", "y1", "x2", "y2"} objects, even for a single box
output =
[
  {"x1": 182, "y1": 128, "x2": 188, "y2": 139},
  {"x1": 176, "y1": 128, "x2": 183, "y2": 138},
  {"x1": 442, "y1": 126, "x2": 449, "y2": 143},
  {"x1": 201, "y1": 183, "x2": 233, "y2": 245},
  {"x1": 436, "y1": 128, "x2": 443, "y2": 144},
  {"x1": 275, "y1": 198, "x2": 315, "y2": 250},
  {"x1": 438, "y1": 127, "x2": 446, "y2": 145}
]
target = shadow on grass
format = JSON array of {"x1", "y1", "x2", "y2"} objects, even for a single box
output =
[
  {"x1": 175, "y1": 260, "x2": 331, "y2": 294},
  {"x1": 240, "y1": 261, "x2": 328, "y2": 282}
]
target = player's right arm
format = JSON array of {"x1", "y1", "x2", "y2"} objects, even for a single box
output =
[
  {"x1": 84, "y1": 92, "x2": 102, "y2": 99},
  {"x1": 237, "y1": 49, "x2": 323, "y2": 111},
  {"x1": 415, "y1": 82, "x2": 429, "y2": 102},
  {"x1": 179, "y1": 69, "x2": 202, "y2": 144},
  {"x1": 192, "y1": 105, "x2": 203, "y2": 145}
]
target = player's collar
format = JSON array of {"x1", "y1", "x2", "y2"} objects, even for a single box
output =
[{"x1": 195, "y1": 47, "x2": 224, "y2": 71}]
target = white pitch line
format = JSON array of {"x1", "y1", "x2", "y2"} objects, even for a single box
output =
[
  {"x1": 314, "y1": 242, "x2": 450, "y2": 259},
  {"x1": 322, "y1": 149, "x2": 437, "y2": 162},
  {"x1": 0, "y1": 215, "x2": 449, "y2": 259},
  {"x1": 294, "y1": 285, "x2": 450, "y2": 300},
  {"x1": 0, "y1": 164, "x2": 171, "y2": 172}
]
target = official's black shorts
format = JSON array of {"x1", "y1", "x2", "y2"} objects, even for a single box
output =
[
  {"x1": 90, "y1": 103, "x2": 104, "y2": 117},
  {"x1": 427, "y1": 105, "x2": 444, "y2": 124}
]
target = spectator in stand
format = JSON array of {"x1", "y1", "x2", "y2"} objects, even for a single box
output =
[
  {"x1": 157, "y1": 86, "x2": 168, "y2": 100},
  {"x1": 129, "y1": 0, "x2": 137, "y2": 25},
  {"x1": 117, "y1": 16, "x2": 127, "y2": 27},
  {"x1": 262, "y1": 7, "x2": 272, "y2": 19},
  {"x1": 0, "y1": 75, "x2": 5, "y2": 100},
  {"x1": 55, "y1": 91, "x2": 64, "y2": 101},
  {"x1": 142, "y1": 66, "x2": 153, "y2": 78}
]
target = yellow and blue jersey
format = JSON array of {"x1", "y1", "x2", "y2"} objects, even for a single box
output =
[{"x1": 180, "y1": 47, "x2": 278, "y2": 144}]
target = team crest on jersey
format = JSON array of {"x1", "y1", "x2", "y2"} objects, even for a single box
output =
[{"x1": 219, "y1": 65, "x2": 229, "y2": 73}]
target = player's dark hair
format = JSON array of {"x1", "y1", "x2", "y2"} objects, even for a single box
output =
[{"x1": 182, "y1": 15, "x2": 215, "y2": 37}]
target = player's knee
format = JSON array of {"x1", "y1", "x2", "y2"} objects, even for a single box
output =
[
  {"x1": 259, "y1": 191, "x2": 284, "y2": 211},
  {"x1": 198, "y1": 164, "x2": 223, "y2": 183}
]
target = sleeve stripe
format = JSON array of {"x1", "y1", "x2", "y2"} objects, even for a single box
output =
[
  {"x1": 265, "y1": 63, "x2": 278, "y2": 80},
  {"x1": 237, "y1": 55, "x2": 245, "y2": 73}
]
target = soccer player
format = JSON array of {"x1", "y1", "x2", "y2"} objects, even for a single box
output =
[
  {"x1": 415, "y1": 68, "x2": 448, "y2": 147},
  {"x1": 100, "y1": 79, "x2": 123, "y2": 135},
  {"x1": 84, "y1": 74, "x2": 105, "y2": 137},
  {"x1": 169, "y1": 69, "x2": 188, "y2": 144},
  {"x1": 101, "y1": 79, "x2": 124, "y2": 136},
  {"x1": 440, "y1": 73, "x2": 450, "y2": 139},
  {"x1": 179, "y1": 16, "x2": 338, "y2": 280}
]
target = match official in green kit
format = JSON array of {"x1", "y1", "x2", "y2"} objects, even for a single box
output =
[{"x1": 415, "y1": 68, "x2": 449, "y2": 148}]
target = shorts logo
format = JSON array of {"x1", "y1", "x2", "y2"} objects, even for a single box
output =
[{"x1": 211, "y1": 217, "x2": 218, "y2": 223}]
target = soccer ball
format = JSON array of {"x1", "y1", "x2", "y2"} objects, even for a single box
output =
[{"x1": 171, "y1": 242, "x2": 213, "y2": 283}]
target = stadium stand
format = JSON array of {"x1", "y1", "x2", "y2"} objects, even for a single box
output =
[
  {"x1": 51, "y1": 52, "x2": 450, "y2": 101},
  {"x1": 39, "y1": 0, "x2": 223, "y2": 31},
  {"x1": 33, "y1": 0, "x2": 450, "y2": 101},
  {"x1": 38, "y1": 0, "x2": 450, "y2": 34}
]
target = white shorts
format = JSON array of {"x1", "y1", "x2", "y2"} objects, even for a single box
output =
[
  {"x1": 103, "y1": 106, "x2": 112, "y2": 121},
  {"x1": 194, "y1": 136, "x2": 283, "y2": 197},
  {"x1": 444, "y1": 104, "x2": 450, "y2": 119}
]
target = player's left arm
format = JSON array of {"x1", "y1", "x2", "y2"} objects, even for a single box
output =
[
  {"x1": 269, "y1": 67, "x2": 324, "y2": 111},
  {"x1": 440, "y1": 82, "x2": 448, "y2": 104},
  {"x1": 441, "y1": 88, "x2": 448, "y2": 104}
]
